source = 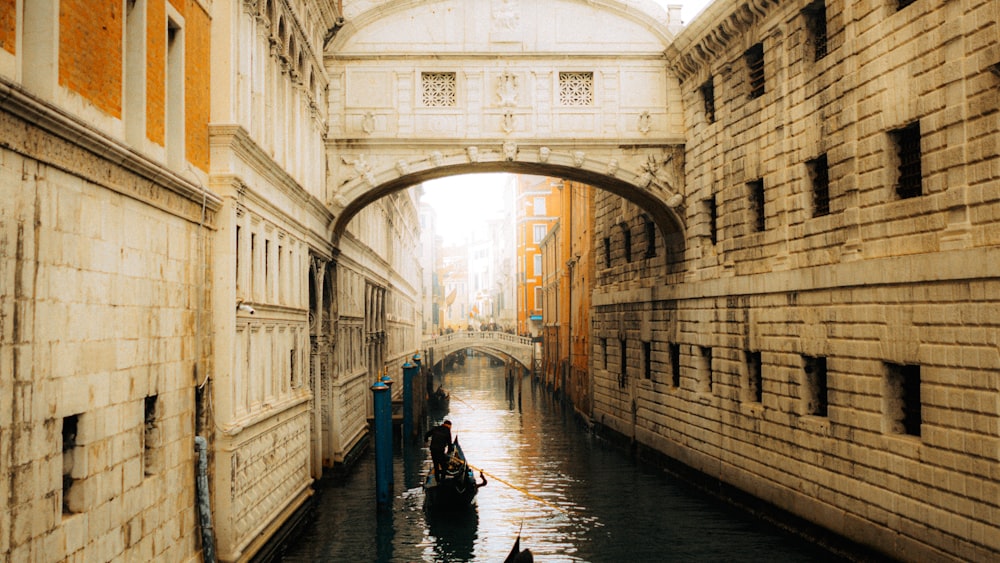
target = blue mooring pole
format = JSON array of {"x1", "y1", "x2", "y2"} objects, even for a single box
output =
[
  {"x1": 371, "y1": 380, "x2": 392, "y2": 508},
  {"x1": 401, "y1": 362, "x2": 417, "y2": 441}
]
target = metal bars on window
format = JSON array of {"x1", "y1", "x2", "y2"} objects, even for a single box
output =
[
  {"x1": 892, "y1": 122, "x2": 922, "y2": 199},
  {"x1": 745, "y1": 43, "x2": 765, "y2": 99}
]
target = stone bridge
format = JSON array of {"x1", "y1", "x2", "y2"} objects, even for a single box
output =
[
  {"x1": 423, "y1": 331, "x2": 536, "y2": 372},
  {"x1": 324, "y1": 0, "x2": 689, "y2": 258}
]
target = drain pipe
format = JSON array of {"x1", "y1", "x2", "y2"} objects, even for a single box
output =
[{"x1": 194, "y1": 436, "x2": 216, "y2": 563}]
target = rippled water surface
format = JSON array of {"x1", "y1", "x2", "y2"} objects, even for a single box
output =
[{"x1": 281, "y1": 355, "x2": 846, "y2": 562}]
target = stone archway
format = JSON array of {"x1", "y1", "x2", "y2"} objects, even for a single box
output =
[{"x1": 328, "y1": 154, "x2": 686, "y2": 253}]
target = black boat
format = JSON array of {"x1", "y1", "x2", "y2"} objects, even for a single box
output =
[
  {"x1": 503, "y1": 528, "x2": 533, "y2": 563},
  {"x1": 423, "y1": 439, "x2": 486, "y2": 510},
  {"x1": 428, "y1": 386, "x2": 450, "y2": 410}
]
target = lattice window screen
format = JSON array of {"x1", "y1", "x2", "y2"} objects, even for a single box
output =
[
  {"x1": 421, "y1": 72, "x2": 457, "y2": 106},
  {"x1": 559, "y1": 72, "x2": 593, "y2": 106}
]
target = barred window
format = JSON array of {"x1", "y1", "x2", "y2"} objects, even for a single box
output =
[
  {"x1": 748, "y1": 179, "x2": 766, "y2": 232},
  {"x1": 891, "y1": 122, "x2": 922, "y2": 199},
  {"x1": 421, "y1": 72, "x2": 456, "y2": 107},
  {"x1": 700, "y1": 77, "x2": 716, "y2": 123},
  {"x1": 559, "y1": 72, "x2": 593, "y2": 106},
  {"x1": 807, "y1": 154, "x2": 830, "y2": 216},
  {"x1": 746, "y1": 351, "x2": 762, "y2": 403},
  {"x1": 803, "y1": 356, "x2": 828, "y2": 417},
  {"x1": 745, "y1": 43, "x2": 765, "y2": 99},
  {"x1": 704, "y1": 195, "x2": 718, "y2": 244},
  {"x1": 804, "y1": 0, "x2": 828, "y2": 61},
  {"x1": 885, "y1": 364, "x2": 921, "y2": 437}
]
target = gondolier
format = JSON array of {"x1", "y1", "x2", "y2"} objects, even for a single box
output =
[{"x1": 424, "y1": 420, "x2": 453, "y2": 480}]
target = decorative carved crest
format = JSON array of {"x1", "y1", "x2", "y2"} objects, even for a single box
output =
[
  {"x1": 502, "y1": 110, "x2": 515, "y2": 134},
  {"x1": 492, "y1": 0, "x2": 521, "y2": 31},
  {"x1": 497, "y1": 71, "x2": 518, "y2": 107},
  {"x1": 361, "y1": 112, "x2": 375, "y2": 134},
  {"x1": 638, "y1": 111, "x2": 652, "y2": 134}
]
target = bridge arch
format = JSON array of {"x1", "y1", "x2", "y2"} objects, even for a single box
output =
[
  {"x1": 423, "y1": 332, "x2": 537, "y2": 373},
  {"x1": 328, "y1": 157, "x2": 686, "y2": 256}
]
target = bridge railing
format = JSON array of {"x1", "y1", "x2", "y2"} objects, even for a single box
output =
[{"x1": 423, "y1": 330, "x2": 534, "y2": 349}]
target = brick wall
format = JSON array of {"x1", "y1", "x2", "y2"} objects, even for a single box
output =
[
  {"x1": 0, "y1": 0, "x2": 14, "y2": 54},
  {"x1": 59, "y1": 0, "x2": 122, "y2": 117}
]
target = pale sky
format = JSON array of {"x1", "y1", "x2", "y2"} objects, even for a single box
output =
[{"x1": 421, "y1": 0, "x2": 714, "y2": 243}]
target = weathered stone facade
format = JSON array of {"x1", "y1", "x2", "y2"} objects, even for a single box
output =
[
  {"x1": 0, "y1": 4, "x2": 217, "y2": 561},
  {"x1": 1, "y1": 1, "x2": 423, "y2": 562},
  {"x1": 589, "y1": 0, "x2": 1000, "y2": 561}
]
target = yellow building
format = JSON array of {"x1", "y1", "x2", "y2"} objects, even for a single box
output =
[
  {"x1": 515, "y1": 175, "x2": 562, "y2": 337},
  {"x1": 540, "y1": 180, "x2": 595, "y2": 415}
]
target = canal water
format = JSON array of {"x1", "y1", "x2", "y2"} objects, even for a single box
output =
[{"x1": 280, "y1": 354, "x2": 848, "y2": 562}]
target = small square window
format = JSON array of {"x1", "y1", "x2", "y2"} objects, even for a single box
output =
[
  {"x1": 422, "y1": 72, "x2": 457, "y2": 107},
  {"x1": 559, "y1": 72, "x2": 594, "y2": 106}
]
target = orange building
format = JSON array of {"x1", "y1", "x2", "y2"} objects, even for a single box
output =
[
  {"x1": 539, "y1": 180, "x2": 594, "y2": 415},
  {"x1": 515, "y1": 175, "x2": 562, "y2": 337}
]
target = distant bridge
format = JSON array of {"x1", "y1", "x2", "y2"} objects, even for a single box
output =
[{"x1": 422, "y1": 331, "x2": 536, "y2": 372}]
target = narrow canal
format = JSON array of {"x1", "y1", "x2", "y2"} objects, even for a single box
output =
[{"x1": 280, "y1": 354, "x2": 849, "y2": 562}]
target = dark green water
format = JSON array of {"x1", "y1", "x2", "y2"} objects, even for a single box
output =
[{"x1": 280, "y1": 354, "x2": 848, "y2": 562}]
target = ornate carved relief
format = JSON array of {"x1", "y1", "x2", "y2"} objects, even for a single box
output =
[
  {"x1": 492, "y1": 0, "x2": 521, "y2": 32},
  {"x1": 496, "y1": 71, "x2": 519, "y2": 107},
  {"x1": 342, "y1": 154, "x2": 376, "y2": 186},
  {"x1": 638, "y1": 111, "x2": 652, "y2": 134},
  {"x1": 502, "y1": 110, "x2": 515, "y2": 134},
  {"x1": 502, "y1": 141, "x2": 518, "y2": 162},
  {"x1": 361, "y1": 111, "x2": 375, "y2": 134}
]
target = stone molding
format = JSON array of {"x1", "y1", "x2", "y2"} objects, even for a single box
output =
[{"x1": 0, "y1": 78, "x2": 221, "y2": 225}]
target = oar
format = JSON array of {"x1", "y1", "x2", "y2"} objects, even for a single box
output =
[{"x1": 464, "y1": 462, "x2": 568, "y2": 515}]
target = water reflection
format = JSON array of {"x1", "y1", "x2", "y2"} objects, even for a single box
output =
[{"x1": 281, "y1": 354, "x2": 846, "y2": 562}]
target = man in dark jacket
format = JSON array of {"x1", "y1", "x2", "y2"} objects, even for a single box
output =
[{"x1": 424, "y1": 420, "x2": 452, "y2": 481}]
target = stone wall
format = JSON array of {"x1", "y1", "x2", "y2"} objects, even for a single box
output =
[
  {"x1": 588, "y1": 0, "x2": 1000, "y2": 560},
  {"x1": 0, "y1": 94, "x2": 215, "y2": 562}
]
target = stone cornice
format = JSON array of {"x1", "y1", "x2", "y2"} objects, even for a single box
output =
[
  {"x1": 209, "y1": 123, "x2": 329, "y2": 220},
  {"x1": 665, "y1": 0, "x2": 783, "y2": 84},
  {"x1": 0, "y1": 78, "x2": 221, "y2": 224}
]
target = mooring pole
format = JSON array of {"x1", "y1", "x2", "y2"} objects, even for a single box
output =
[
  {"x1": 371, "y1": 380, "x2": 392, "y2": 508},
  {"x1": 401, "y1": 361, "x2": 418, "y2": 442}
]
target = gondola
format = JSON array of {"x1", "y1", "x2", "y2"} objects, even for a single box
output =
[
  {"x1": 423, "y1": 439, "x2": 487, "y2": 510},
  {"x1": 428, "y1": 386, "x2": 450, "y2": 410},
  {"x1": 503, "y1": 528, "x2": 533, "y2": 563}
]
